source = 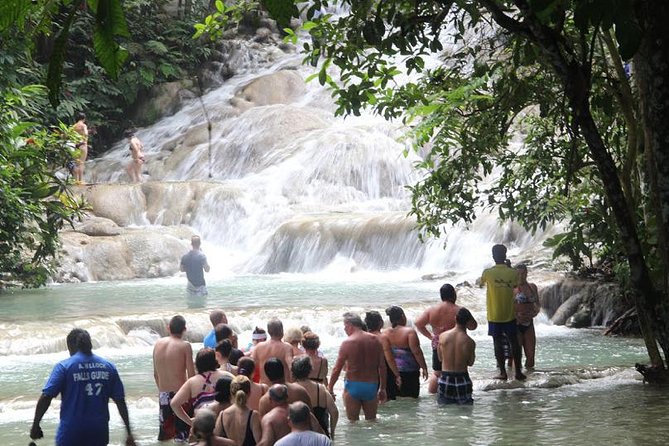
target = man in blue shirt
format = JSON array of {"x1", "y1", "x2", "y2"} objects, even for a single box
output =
[
  {"x1": 30, "y1": 328, "x2": 136, "y2": 446},
  {"x1": 203, "y1": 309, "x2": 227, "y2": 348},
  {"x1": 180, "y1": 235, "x2": 210, "y2": 297}
]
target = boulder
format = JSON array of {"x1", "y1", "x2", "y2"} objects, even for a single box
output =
[{"x1": 230, "y1": 70, "x2": 305, "y2": 111}]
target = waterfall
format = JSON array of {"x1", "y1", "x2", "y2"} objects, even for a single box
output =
[{"x1": 74, "y1": 27, "x2": 554, "y2": 282}]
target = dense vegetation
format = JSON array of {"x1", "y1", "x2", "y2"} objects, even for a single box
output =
[
  {"x1": 198, "y1": 0, "x2": 669, "y2": 373},
  {"x1": 0, "y1": 0, "x2": 213, "y2": 287}
]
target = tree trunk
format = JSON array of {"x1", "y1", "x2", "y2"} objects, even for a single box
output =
[
  {"x1": 634, "y1": 0, "x2": 669, "y2": 365},
  {"x1": 510, "y1": 0, "x2": 668, "y2": 369}
]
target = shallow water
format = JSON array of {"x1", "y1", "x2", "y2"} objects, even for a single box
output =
[{"x1": 0, "y1": 275, "x2": 661, "y2": 446}]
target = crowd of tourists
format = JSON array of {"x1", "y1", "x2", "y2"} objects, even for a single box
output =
[{"x1": 30, "y1": 243, "x2": 540, "y2": 445}]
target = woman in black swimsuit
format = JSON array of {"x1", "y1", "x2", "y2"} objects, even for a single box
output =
[
  {"x1": 220, "y1": 375, "x2": 261, "y2": 446},
  {"x1": 291, "y1": 355, "x2": 339, "y2": 439},
  {"x1": 301, "y1": 332, "x2": 329, "y2": 386}
]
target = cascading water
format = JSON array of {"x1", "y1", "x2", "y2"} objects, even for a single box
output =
[{"x1": 0, "y1": 14, "x2": 657, "y2": 446}]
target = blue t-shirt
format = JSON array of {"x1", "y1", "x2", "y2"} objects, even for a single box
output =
[
  {"x1": 180, "y1": 250, "x2": 208, "y2": 287},
  {"x1": 203, "y1": 329, "x2": 217, "y2": 349},
  {"x1": 43, "y1": 351, "x2": 125, "y2": 446}
]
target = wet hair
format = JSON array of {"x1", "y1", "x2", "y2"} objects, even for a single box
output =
[
  {"x1": 214, "y1": 376, "x2": 233, "y2": 404},
  {"x1": 492, "y1": 244, "x2": 507, "y2": 263},
  {"x1": 191, "y1": 235, "x2": 202, "y2": 248},
  {"x1": 440, "y1": 284, "x2": 456, "y2": 302},
  {"x1": 343, "y1": 312, "x2": 365, "y2": 330},
  {"x1": 283, "y1": 327, "x2": 303, "y2": 344},
  {"x1": 300, "y1": 325, "x2": 311, "y2": 334},
  {"x1": 385, "y1": 306, "x2": 405, "y2": 328},
  {"x1": 191, "y1": 409, "x2": 216, "y2": 445},
  {"x1": 123, "y1": 128, "x2": 135, "y2": 138},
  {"x1": 169, "y1": 315, "x2": 186, "y2": 335},
  {"x1": 291, "y1": 355, "x2": 312, "y2": 380},
  {"x1": 456, "y1": 307, "x2": 475, "y2": 327},
  {"x1": 209, "y1": 310, "x2": 227, "y2": 327},
  {"x1": 364, "y1": 311, "x2": 384, "y2": 332},
  {"x1": 76, "y1": 112, "x2": 86, "y2": 121},
  {"x1": 215, "y1": 339, "x2": 232, "y2": 358},
  {"x1": 195, "y1": 348, "x2": 219, "y2": 373},
  {"x1": 267, "y1": 318, "x2": 283, "y2": 337},
  {"x1": 301, "y1": 331, "x2": 320, "y2": 351},
  {"x1": 264, "y1": 357, "x2": 285, "y2": 382},
  {"x1": 66, "y1": 328, "x2": 92, "y2": 355},
  {"x1": 231, "y1": 375, "x2": 251, "y2": 407},
  {"x1": 237, "y1": 356, "x2": 255, "y2": 377},
  {"x1": 214, "y1": 323, "x2": 233, "y2": 343},
  {"x1": 268, "y1": 384, "x2": 288, "y2": 403},
  {"x1": 516, "y1": 264, "x2": 528, "y2": 271},
  {"x1": 288, "y1": 401, "x2": 311, "y2": 425}
]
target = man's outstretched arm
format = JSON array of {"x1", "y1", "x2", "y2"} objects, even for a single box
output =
[{"x1": 30, "y1": 393, "x2": 53, "y2": 440}]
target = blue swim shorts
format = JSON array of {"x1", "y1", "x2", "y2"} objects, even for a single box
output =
[{"x1": 344, "y1": 380, "x2": 378, "y2": 401}]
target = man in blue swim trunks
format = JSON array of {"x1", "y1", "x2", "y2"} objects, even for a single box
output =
[
  {"x1": 328, "y1": 312, "x2": 387, "y2": 421},
  {"x1": 30, "y1": 328, "x2": 136, "y2": 445},
  {"x1": 438, "y1": 308, "x2": 477, "y2": 405}
]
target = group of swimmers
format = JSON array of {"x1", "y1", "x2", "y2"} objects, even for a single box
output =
[{"x1": 31, "y1": 243, "x2": 539, "y2": 445}]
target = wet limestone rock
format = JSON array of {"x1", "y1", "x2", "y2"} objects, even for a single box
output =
[{"x1": 230, "y1": 70, "x2": 305, "y2": 111}]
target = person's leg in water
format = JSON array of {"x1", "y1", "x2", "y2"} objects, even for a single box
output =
[
  {"x1": 343, "y1": 390, "x2": 363, "y2": 421},
  {"x1": 360, "y1": 398, "x2": 379, "y2": 420},
  {"x1": 507, "y1": 331, "x2": 526, "y2": 380},
  {"x1": 493, "y1": 334, "x2": 508, "y2": 380},
  {"x1": 522, "y1": 323, "x2": 537, "y2": 370}
]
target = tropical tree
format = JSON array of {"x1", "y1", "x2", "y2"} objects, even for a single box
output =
[
  {"x1": 0, "y1": 0, "x2": 126, "y2": 287},
  {"x1": 199, "y1": 0, "x2": 669, "y2": 376}
]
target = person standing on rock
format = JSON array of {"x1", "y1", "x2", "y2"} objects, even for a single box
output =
[
  {"x1": 72, "y1": 112, "x2": 88, "y2": 184},
  {"x1": 514, "y1": 264, "x2": 541, "y2": 371},
  {"x1": 181, "y1": 235, "x2": 210, "y2": 297},
  {"x1": 126, "y1": 129, "x2": 145, "y2": 183},
  {"x1": 481, "y1": 244, "x2": 525, "y2": 381}
]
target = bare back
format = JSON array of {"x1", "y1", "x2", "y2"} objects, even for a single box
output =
[
  {"x1": 258, "y1": 382, "x2": 311, "y2": 416},
  {"x1": 252, "y1": 339, "x2": 294, "y2": 385},
  {"x1": 438, "y1": 327, "x2": 475, "y2": 373},
  {"x1": 420, "y1": 302, "x2": 459, "y2": 338},
  {"x1": 247, "y1": 381, "x2": 267, "y2": 411},
  {"x1": 222, "y1": 406, "x2": 260, "y2": 446},
  {"x1": 259, "y1": 406, "x2": 291, "y2": 445},
  {"x1": 152, "y1": 336, "x2": 194, "y2": 392},
  {"x1": 383, "y1": 325, "x2": 414, "y2": 349},
  {"x1": 341, "y1": 331, "x2": 383, "y2": 383}
]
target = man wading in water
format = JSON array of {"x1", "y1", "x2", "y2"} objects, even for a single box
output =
[{"x1": 180, "y1": 235, "x2": 210, "y2": 297}]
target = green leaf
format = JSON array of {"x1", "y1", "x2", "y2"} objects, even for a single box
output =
[
  {"x1": 46, "y1": 4, "x2": 80, "y2": 106},
  {"x1": 0, "y1": 0, "x2": 32, "y2": 33}
]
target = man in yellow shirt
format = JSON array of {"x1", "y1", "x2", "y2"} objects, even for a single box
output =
[{"x1": 481, "y1": 244, "x2": 526, "y2": 381}]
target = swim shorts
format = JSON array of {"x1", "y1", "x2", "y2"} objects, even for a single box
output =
[
  {"x1": 158, "y1": 391, "x2": 190, "y2": 442},
  {"x1": 487, "y1": 320, "x2": 517, "y2": 337},
  {"x1": 518, "y1": 321, "x2": 534, "y2": 334},
  {"x1": 186, "y1": 281, "x2": 208, "y2": 297},
  {"x1": 437, "y1": 371, "x2": 473, "y2": 405},
  {"x1": 398, "y1": 370, "x2": 420, "y2": 398},
  {"x1": 432, "y1": 348, "x2": 441, "y2": 372},
  {"x1": 344, "y1": 380, "x2": 378, "y2": 401}
]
